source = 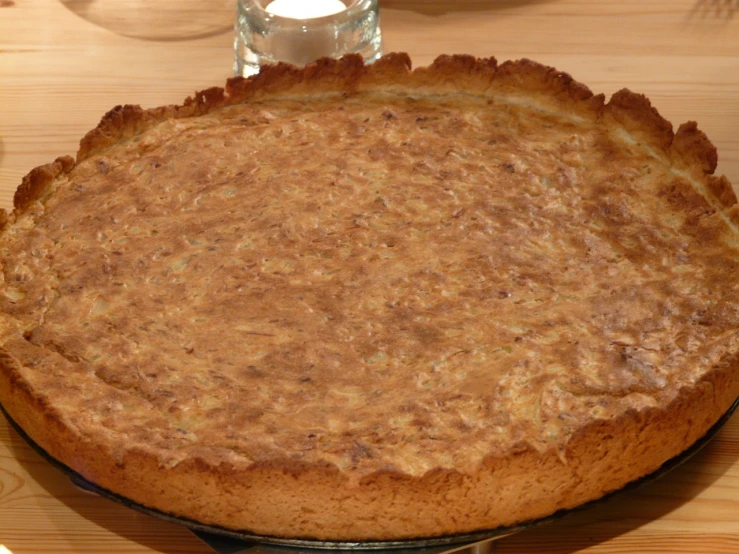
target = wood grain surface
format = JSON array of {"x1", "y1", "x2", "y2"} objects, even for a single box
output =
[{"x1": 1, "y1": 0, "x2": 739, "y2": 552}]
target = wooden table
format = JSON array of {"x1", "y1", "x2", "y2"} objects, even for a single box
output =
[{"x1": 1, "y1": 1, "x2": 738, "y2": 552}]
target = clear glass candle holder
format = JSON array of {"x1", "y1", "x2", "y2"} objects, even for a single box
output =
[{"x1": 234, "y1": 0, "x2": 383, "y2": 77}]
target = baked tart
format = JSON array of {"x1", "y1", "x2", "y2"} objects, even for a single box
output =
[{"x1": 1, "y1": 53, "x2": 738, "y2": 542}]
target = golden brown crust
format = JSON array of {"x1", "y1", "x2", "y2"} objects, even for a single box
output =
[
  {"x1": 671, "y1": 121, "x2": 720, "y2": 177},
  {"x1": 603, "y1": 89, "x2": 675, "y2": 156},
  {"x1": 494, "y1": 58, "x2": 605, "y2": 116},
  {"x1": 3, "y1": 336, "x2": 737, "y2": 540},
  {"x1": 13, "y1": 155, "x2": 75, "y2": 211},
  {"x1": 1, "y1": 53, "x2": 738, "y2": 542}
]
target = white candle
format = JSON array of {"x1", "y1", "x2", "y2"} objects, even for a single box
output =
[
  {"x1": 266, "y1": 0, "x2": 347, "y2": 19},
  {"x1": 264, "y1": 0, "x2": 349, "y2": 66}
]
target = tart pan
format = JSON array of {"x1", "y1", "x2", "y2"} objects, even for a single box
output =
[{"x1": 2, "y1": 397, "x2": 738, "y2": 552}]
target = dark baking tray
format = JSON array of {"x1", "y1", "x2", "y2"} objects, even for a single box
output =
[{"x1": 3, "y1": 397, "x2": 738, "y2": 553}]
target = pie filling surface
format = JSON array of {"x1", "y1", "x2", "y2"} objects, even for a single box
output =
[{"x1": 1, "y1": 53, "x2": 738, "y2": 541}]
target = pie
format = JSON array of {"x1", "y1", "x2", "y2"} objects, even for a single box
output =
[{"x1": 1, "y1": 53, "x2": 738, "y2": 543}]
